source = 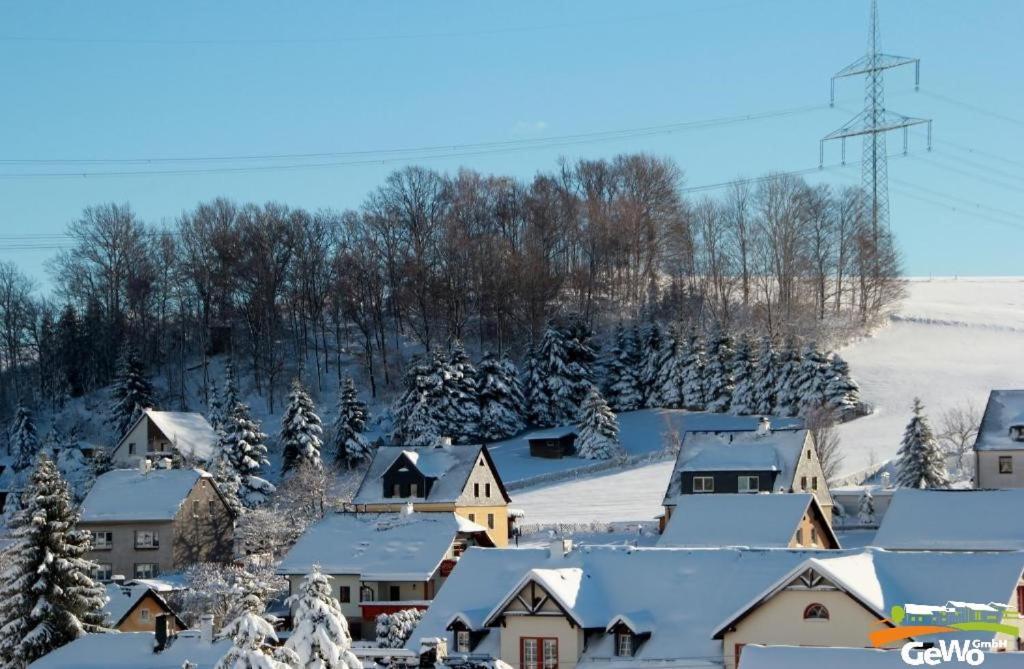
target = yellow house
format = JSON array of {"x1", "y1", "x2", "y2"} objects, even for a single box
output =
[
  {"x1": 351, "y1": 444, "x2": 513, "y2": 546},
  {"x1": 102, "y1": 583, "x2": 184, "y2": 634}
]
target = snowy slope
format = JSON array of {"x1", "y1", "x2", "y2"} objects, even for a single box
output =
[{"x1": 512, "y1": 278, "x2": 1024, "y2": 524}]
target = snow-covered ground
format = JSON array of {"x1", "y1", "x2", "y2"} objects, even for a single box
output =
[{"x1": 512, "y1": 277, "x2": 1024, "y2": 524}]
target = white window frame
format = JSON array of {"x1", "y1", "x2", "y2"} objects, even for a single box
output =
[
  {"x1": 999, "y1": 456, "x2": 1014, "y2": 474},
  {"x1": 456, "y1": 629, "x2": 471, "y2": 653},
  {"x1": 92, "y1": 531, "x2": 113, "y2": 550},
  {"x1": 616, "y1": 632, "x2": 634, "y2": 657},
  {"x1": 738, "y1": 475, "x2": 759, "y2": 493},
  {"x1": 693, "y1": 476, "x2": 714, "y2": 493},
  {"x1": 140, "y1": 608, "x2": 151, "y2": 622},
  {"x1": 134, "y1": 563, "x2": 159, "y2": 579},
  {"x1": 93, "y1": 563, "x2": 113, "y2": 581},
  {"x1": 134, "y1": 529, "x2": 160, "y2": 549}
]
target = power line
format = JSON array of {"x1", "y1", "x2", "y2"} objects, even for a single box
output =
[{"x1": 918, "y1": 89, "x2": 1024, "y2": 128}]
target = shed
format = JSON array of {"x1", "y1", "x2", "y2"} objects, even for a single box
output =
[{"x1": 526, "y1": 427, "x2": 578, "y2": 459}]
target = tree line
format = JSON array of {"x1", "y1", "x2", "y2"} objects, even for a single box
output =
[{"x1": 0, "y1": 152, "x2": 901, "y2": 420}]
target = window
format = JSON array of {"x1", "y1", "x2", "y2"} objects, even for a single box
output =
[
  {"x1": 803, "y1": 603, "x2": 830, "y2": 620},
  {"x1": 616, "y1": 632, "x2": 634, "y2": 657},
  {"x1": 134, "y1": 530, "x2": 159, "y2": 549},
  {"x1": 140, "y1": 608, "x2": 151, "y2": 622},
  {"x1": 811, "y1": 476, "x2": 818, "y2": 490},
  {"x1": 92, "y1": 563, "x2": 113, "y2": 581},
  {"x1": 208, "y1": 500, "x2": 216, "y2": 515},
  {"x1": 468, "y1": 513, "x2": 476, "y2": 522},
  {"x1": 134, "y1": 563, "x2": 159, "y2": 579},
  {"x1": 796, "y1": 529, "x2": 804, "y2": 545},
  {"x1": 693, "y1": 476, "x2": 714, "y2": 493},
  {"x1": 128, "y1": 443, "x2": 136, "y2": 455},
  {"x1": 807, "y1": 449, "x2": 811, "y2": 460},
  {"x1": 360, "y1": 586, "x2": 375, "y2": 602},
  {"x1": 339, "y1": 586, "x2": 351, "y2": 603},
  {"x1": 410, "y1": 483, "x2": 418, "y2": 497},
  {"x1": 485, "y1": 483, "x2": 491, "y2": 497},
  {"x1": 456, "y1": 630, "x2": 471, "y2": 653},
  {"x1": 92, "y1": 531, "x2": 113, "y2": 550},
  {"x1": 521, "y1": 637, "x2": 558, "y2": 669},
  {"x1": 393, "y1": 483, "x2": 401, "y2": 497},
  {"x1": 800, "y1": 476, "x2": 808, "y2": 490},
  {"x1": 389, "y1": 585, "x2": 401, "y2": 601},
  {"x1": 810, "y1": 528, "x2": 818, "y2": 545},
  {"x1": 738, "y1": 475, "x2": 759, "y2": 493},
  {"x1": 999, "y1": 456, "x2": 1014, "y2": 474},
  {"x1": 1016, "y1": 585, "x2": 1024, "y2": 615},
  {"x1": 192, "y1": 501, "x2": 200, "y2": 518},
  {"x1": 487, "y1": 513, "x2": 495, "y2": 529},
  {"x1": 474, "y1": 483, "x2": 480, "y2": 497}
]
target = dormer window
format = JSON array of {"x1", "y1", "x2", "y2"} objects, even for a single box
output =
[
  {"x1": 1011, "y1": 425, "x2": 1024, "y2": 442},
  {"x1": 456, "y1": 630, "x2": 470, "y2": 653},
  {"x1": 738, "y1": 476, "x2": 759, "y2": 493},
  {"x1": 616, "y1": 632, "x2": 634, "y2": 657},
  {"x1": 693, "y1": 476, "x2": 714, "y2": 493}
]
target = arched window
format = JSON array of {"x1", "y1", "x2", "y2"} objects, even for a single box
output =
[{"x1": 803, "y1": 603, "x2": 830, "y2": 620}]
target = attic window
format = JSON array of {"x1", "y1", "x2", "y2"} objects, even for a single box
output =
[
  {"x1": 456, "y1": 630, "x2": 471, "y2": 653},
  {"x1": 803, "y1": 603, "x2": 829, "y2": 620},
  {"x1": 615, "y1": 632, "x2": 634, "y2": 657}
]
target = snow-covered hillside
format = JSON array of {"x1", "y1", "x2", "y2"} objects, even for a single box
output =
[{"x1": 512, "y1": 277, "x2": 1024, "y2": 524}]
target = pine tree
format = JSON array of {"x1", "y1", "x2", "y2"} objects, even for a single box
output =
[
  {"x1": 773, "y1": 342, "x2": 802, "y2": 417},
  {"x1": 896, "y1": 398, "x2": 950, "y2": 489},
  {"x1": 106, "y1": 345, "x2": 154, "y2": 439},
  {"x1": 280, "y1": 379, "x2": 324, "y2": 476},
  {"x1": 446, "y1": 343, "x2": 481, "y2": 443},
  {"x1": 680, "y1": 331, "x2": 707, "y2": 410},
  {"x1": 499, "y1": 354, "x2": 527, "y2": 419},
  {"x1": 536, "y1": 322, "x2": 572, "y2": 427},
  {"x1": 332, "y1": 377, "x2": 373, "y2": 468},
  {"x1": 794, "y1": 342, "x2": 830, "y2": 414},
  {"x1": 284, "y1": 568, "x2": 361, "y2": 669},
  {"x1": 563, "y1": 315, "x2": 598, "y2": 408},
  {"x1": 752, "y1": 337, "x2": 780, "y2": 416},
  {"x1": 729, "y1": 335, "x2": 756, "y2": 415},
  {"x1": 375, "y1": 609, "x2": 424, "y2": 649},
  {"x1": 639, "y1": 320, "x2": 664, "y2": 408},
  {"x1": 390, "y1": 354, "x2": 446, "y2": 447},
  {"x1": 703, "y1": 329, "x2": 735, "y2": 413},
  {"x1": 575, "y1": 388, "x2": 624, "y2": 460},
  {"x1": 0, "y1": 455, "x2": 106, "y2": 668},
  {"x1": 652, "y1": 326, "x2": 687, "y2": 409},
  {"x1": 605, "y1": 324, "x2": 643, "y2": 412},
  {"x1": 207, "y1": 378, "x2": 224, "y2": 431},
  {"x1": 478, "y1": 352, "x2": 526, "y2": 441},
  {"x1": 9, "y1": 403, "x2": 39, "y2": 472},
  {"x1": 214, "y1": 593, "x2": 291, "y2": 669},
  {"x1": 223, "y1": 359, "x2": 240, "y2": 413},
  {"x1": 522, "y1": 344, "x2": 547, "y2": 427},
  {"x1": 219, "y1": 404, "x2": 276, "y2": 508},
  {"x1": 857, "y1": 489, "x2": 876, "y2": 525},
  {"x1": 825, "y1": 352, "x2": 863, "y2": 419}
]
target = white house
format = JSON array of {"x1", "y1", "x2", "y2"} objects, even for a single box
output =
[
  {"x1": 975, "y1": 389, "x2": 1024, "y2": 489},
  {"x1": 110, "y1": 409, "x2": 218, "y2": 467}
]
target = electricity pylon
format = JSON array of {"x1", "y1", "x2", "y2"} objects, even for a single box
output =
[{"x1": 820, "y1": 0, "x2": 932, "y2": 239}]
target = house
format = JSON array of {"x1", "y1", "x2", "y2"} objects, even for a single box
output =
[
  {"x1": 277, "y1": 510, "x2": 494, "y2": 639},
  {"x1": 975, "y1": 390, "x2": 1024, "y2": 489},
  {"x1": 410, "y1": 545, "x2": 1024, "y2": 669},
  {"x1": 739, "y1": 645, "x2": 1024, "y2": 669},
  {"x1": 110, "y1": 409, "x2": 218, "y2": 467},
  {"x1": 28, "y1": 621, "x2": 229, "y2": 669},
  {"x1": 871, "y1": 488, "x2": 1024, "y2": 551},
  {"x1": 661, "y1": 418, "x2": 834, "y2": 530},
  {"x1": 657, "y1": 493, "x2": 840, "y2": 549},
  {"x1": 351, "y1": 443, "x2": 513, "y2": 546},
  {"x1": 526, "y1": 428, "x2": 578, "y2": 459},
  {"x1": 78, "y1": 466, "x2": 234, "y2": 581},
  {"x1": 102, "y1": 582, "x2": 185, "y2": 633}
]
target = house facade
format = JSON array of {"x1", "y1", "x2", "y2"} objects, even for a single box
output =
[
  {"x1": 351, "y1": 444, "x2": 513, "y2": 546},
  {"x1": 975, "y1": 390, "x2": 1024, "y2": 489},
  {"x1": 103, "y1": 583, "x2": 185, "y2": 634},
  {"x1": 79, "y1": 467, "x2": 234, "y2": 580},
  {"x1": 110, "y1": 409, "x2": 218, "y2": 468}
]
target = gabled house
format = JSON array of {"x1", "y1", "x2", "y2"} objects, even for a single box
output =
[
  {"x1": 111, "y1": 409, "x2": 218, "y2": 467},
  {"x1": 871, "y1": 488, "x2": 1024, "y2": 551},
  {"x1": 975, "y1": 390, "x2": 1024, "y2": 489},
  {"x1": 526, "y1": 428, "x2": 578, "y2": 459},
  {"x1": 277, "y1": 511, "x2": 494, "y2": 639},
  {"x1": 658, "y1": 493, "x2": 840, "y2": 549},
  {"x1": 78, "y1": 467, "x2": 234, "y2": 581},
  {"x1": 27, "y1": 625, "x2": 230, "y2": 669},
  {"x1": 739, "y1": 645, "x2": 1024, "y2": 669},
  {"x1": 661, "y1": 419, "x2": 834, "y2": 529},
  {"x1": 102, "y1": 582, "x2": 185, "y2": 633},
  {"x1": 412, "y1": 545, "x2": 1024, "y2": 669},
  {"x1": 351, "y1": 444, "x2": 513, "y2": 546}
]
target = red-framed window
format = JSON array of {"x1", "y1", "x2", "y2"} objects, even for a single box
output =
[
  {"x1": 521, "y1": 637, "x2": 558, "y2": 669},
  {"x1": 1016, "y1": 585, "x2": 1024, "y2": 614}
]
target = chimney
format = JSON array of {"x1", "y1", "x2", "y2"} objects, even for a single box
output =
[
  {"x1": 881, "y1": 472, "x2": 892, "y2": 489},
  {"x1": 548, "y1": 538, "x2": 573, "y2": 559},
  {"x1": 111, "y1": 574, "x2": 126, "y2": 585},
  {"x1": 139, "y1": 458, "x2": 152, "y2": 475},
  {"x1": 402, "y1": 501, "x2": 415, "y2": 516},
  {"x1": 199, "y1": 614, "x2": 215, "y2": 644},
  {"x1": 419, "y1": 637, "x2": 448, "y2": 668},
  {"x1": 159, "y1": 457, "x2": 173, "y2": 470},
  {"x1": 438, "y1": 436, "x2": 453, "y2": 449},
  {"x1": 756, "y1": 416, "x2": 771, "y2": 437},
  {"x1": 154, "y1": 614, "x2": 170, "y2": 652}
]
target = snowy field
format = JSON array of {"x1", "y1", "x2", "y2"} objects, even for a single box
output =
[{"x1": 512, "y1": 277, "x2": 1024, "y2": 524}]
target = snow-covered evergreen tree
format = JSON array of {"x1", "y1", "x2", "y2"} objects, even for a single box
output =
[
  {"x1": 280, "y1": 379, "x2": 324, "y2": 475},
  {"x1": 773, "y1": 342, "x2": 802, "y2": 417},
  {"x1": 498, "y1": 354, "x2": 526, "y2": 418},
  {"x1": 794, "y1": 342, "x2": 830, "y2": 414},
  {"x1": 332, "y1": 377, "x2": 373, "y2": 468},
  {"x1": 219, "y1": 403, "x2": 275, "y2": 508},
  {"x1": 639, "y1": 320, "x2": 664, "y2": 408},
  {"x1": 0, "y1": 454, "x2": 106, "y2": 668},
  {"x1": 446, "y1": 343, "x2": 481, "y2": 443},
  {"x1": 106, "y1": 345, "x2": 154, "y2": 439},
  {"x1": 575, "y1": 388, "x2": 624, "y2": 460},
  {"x1": 390, "y1": 354, "x2": 447, "y2": 446},
  {"x1": 8, "y1": 402, "x2": 39, "y2": 472},
  {"x1": 208, "y1": 378, "x2": 225, "y2": 431},
  {"x1": 680, "y1": 331, "x2": 707, "y2": 410},
  {"x1": 223, "y1": 360, "x2": 240, "y2": 413},
  {"x1": 895, "y1": 398, "x2": 950, "y2": 489},
  {"x1": 534, "y1": 322, "x2": 572, "y2": 427},
  {"x1": 729, "y1": 335, "x2": 756, "y2": 415},
  {"x1": 825, "y1": 352, "x2": 863, "y2": 419},
  {"x1": 214, "y1": 593, "x2": 290, "y2": 669},
  {"x1": 652, "y1": 326, "x2": 687, "y2": 409},
  {"x1": 857, "y1": 488, "x2": 876, "y2": 525},
  {"x1": 285, "y1": 568, "x2": 361, "y2": 669},
  {"x1": 563, "y1": 315, "x2": 597, "y2": 407},
  {"x1": 522, "y1": 344, "x2": 546, "y2": 427},
  {"x1": 478, "y1": 352, "x2": 526, "y2": 441},
  {"x1": 375, "y1": 608, "x2": 425, "y2": 649},
  {"x1": 605, "y1": 324, "x2": 643, "y2": 412},
  {"x1": 703, "y1": 329, "x2": 735, "y2": 413},
  {"x1": 751, "y1": 337, "x2": 780, "y2": 416}
]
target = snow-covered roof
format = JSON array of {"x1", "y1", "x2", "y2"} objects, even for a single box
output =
[
  {"x1": 975, "y1": 389, "x2": 1024, "y2": 451},
  {"x1": 739, "y1": 645, "x2": 1024, "y2": 669},
  {"x1": 525, "y1": 427, "x2": 578, "y2": 440},
  {"x1": 115, "y1": 409, "x2": 218, "y2": 461},
  {"x1": 353, "y1": 444, "x2": 508, "y2": 505},
  {"x1": 27, "y1": 631, "x2": 231, "y2": 669},
  {"x1": 658, "y1": 493, "x2": 836, "y2": 549},
  {"x1": 663, "y1": 428, "x2": 811, "y2": 506},
  {"x1": 103, "y1": 583, "x2": 156, "y2": 626},
  {"x1": 677, "y1": 414, "x2": 803, "y2": 433},
  {"x1": 80, "y1": 468, "x2": 208, "y2": 523},
  {"x1": 277, "y1": 512, "x2": 490, "y2": 580},
  {"x1": 871, "y1": 488, "x2": 1024, "y2": 550}
]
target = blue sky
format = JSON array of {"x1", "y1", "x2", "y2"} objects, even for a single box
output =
[{"x1": 0, "y1": 0, "x2": 1022, "y2": 287}]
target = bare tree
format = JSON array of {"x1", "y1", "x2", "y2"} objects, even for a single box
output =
[
  {"x1": 937, "y1": 401, "x2": 981, "y2": 480},
  {"x1": 805, "y1": 404, "x2": 844, "y2": 482}
]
